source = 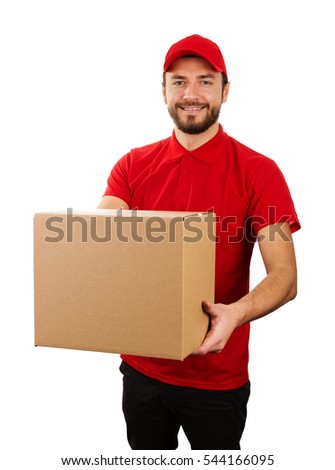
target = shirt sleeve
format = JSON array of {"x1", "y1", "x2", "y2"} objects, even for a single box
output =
[
  {"x1": 247, "y1": 157, "x2": 301, "y2": 235},
  {"x1": 103, "y1": 153, "x2": 131, "y2": 206}
]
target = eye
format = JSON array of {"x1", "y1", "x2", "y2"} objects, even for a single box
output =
[
  {"x1": 172, "y1": 80, "x2": 185, "y2": 86},
  {"x1": 201, "y1": 80, "x2": 212, "y2": 86}
]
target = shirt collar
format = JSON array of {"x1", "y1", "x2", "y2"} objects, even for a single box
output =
[{"x1": 167, "y1": 125, "x2": 228, "y2": 164}]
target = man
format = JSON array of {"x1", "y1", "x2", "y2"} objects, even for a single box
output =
[{"x1": 98, "y1": 34, "x2": 300, "y2": 450}]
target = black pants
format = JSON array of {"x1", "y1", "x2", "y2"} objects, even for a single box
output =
[{"x1": 120, "y1": 361, "x2": 250, "y2": 450}]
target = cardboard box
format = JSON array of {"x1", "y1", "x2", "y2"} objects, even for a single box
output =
[{"x1": 34, "y1": 209, "x2": 215, "y2": 360}]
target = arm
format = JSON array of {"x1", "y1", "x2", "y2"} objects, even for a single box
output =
[
  {"x1": 193, "y1": 222, "x2": 297, "y2": 355},
  {"x1": 97, "y1": 195, "x2": 129, "y2": 210}
]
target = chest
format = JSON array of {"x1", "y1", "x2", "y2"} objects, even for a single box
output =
[{"x1": 129, "y1": 155, "x2": 249, "y2": 224}]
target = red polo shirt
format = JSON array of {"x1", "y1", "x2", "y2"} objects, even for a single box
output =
[{"x1": 104, "y1": 125, "x2": 300, "y2": 390}]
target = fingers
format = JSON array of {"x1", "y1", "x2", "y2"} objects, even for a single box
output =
[
  {"x1": 202, "y1": 299, "x2": 215, "y2": 314},
  {"x1": 192, "y1": 301, "x2": 236, "y2": 356},
  {"x1": 192, "y1": 301, "x2": 220, "y2": 355},
  {"x1": 193, "y1": 323, "x2": 226, "y2": 356},
  {"x1": 193, "y1": 333, "x2": 224, "y2": 356}
]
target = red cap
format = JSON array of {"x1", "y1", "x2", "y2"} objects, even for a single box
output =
[{"x1": 163, "y1": 34, "x2": 228, "y2": 78}]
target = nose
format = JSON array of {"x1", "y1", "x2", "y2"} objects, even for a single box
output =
[{"x1": 183, "y1": 82, "x2": 199, "y2": 101}]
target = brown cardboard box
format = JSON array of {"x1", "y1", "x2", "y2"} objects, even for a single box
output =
[{"x1": 34, "y1": 209, "x2": 215, "y2": 360}]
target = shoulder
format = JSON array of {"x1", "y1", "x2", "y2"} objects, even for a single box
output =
[
  {"x1": 129, "y1": 136, "x2": 171, "y2": 159},
  {"x1": 114, "y1": 136, "x2": 171, "y2": 173},
  {"x1": 226, "y1": 134, "x2": 281, "y2": 177},
  {"x1": 227, "y1": 135, "x2": 272, "y2": 163},
  {"x1": 224, "y1": 135, "x2": 291, "y2": 202}
]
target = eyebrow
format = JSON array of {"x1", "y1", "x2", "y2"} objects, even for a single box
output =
[
  {"x1": 197, "y1": 73, "x2": 217, "y2": 80},
  {"x1": 170, "y1": 73, "x2": 217, "y2": 80}
]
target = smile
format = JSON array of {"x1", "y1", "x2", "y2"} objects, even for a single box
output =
[{"x1": 179, "y1": 105, "x2": 207, "y2": 112}]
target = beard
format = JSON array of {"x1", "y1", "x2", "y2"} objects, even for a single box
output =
[{"x1": 167, "y1": 102, "x2": 221, "y2": 135}]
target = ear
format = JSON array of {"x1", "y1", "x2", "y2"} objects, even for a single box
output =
[
  {"x1": 222, "y1": 81, "x2": 230, "y2": 104},
  {"x1": 162, "y1": 82, "x2": 167, "y2": 105}
]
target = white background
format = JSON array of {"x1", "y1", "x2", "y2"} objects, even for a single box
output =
[{"x1": 1, "y1": 0, "x2": 334, "y2": 468}]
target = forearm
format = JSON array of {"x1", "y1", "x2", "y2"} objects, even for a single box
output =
[{"x1": 233, "y1": 264, "x2": 297, "y2": 328}]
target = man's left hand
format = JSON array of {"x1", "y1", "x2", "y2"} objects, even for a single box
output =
[{"x1": 192, "y1": 300, "x2": 241, "y2": 355}]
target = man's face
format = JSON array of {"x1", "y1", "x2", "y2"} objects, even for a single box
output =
[{"x1": 162, "y1": 56, "x2": 229, "y2": 135}]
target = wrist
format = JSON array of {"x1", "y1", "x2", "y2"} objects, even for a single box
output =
[{"x1": 230, "y1": 298, "x2": 250, "y2": 327}]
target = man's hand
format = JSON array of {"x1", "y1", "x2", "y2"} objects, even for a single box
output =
[{"x1": 192, "y1": 300, "x2": 241, "y2": 355}]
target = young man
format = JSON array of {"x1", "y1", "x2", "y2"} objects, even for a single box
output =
[{"x1": 98, "y1": 34, "x2": 300, "y2": 450}]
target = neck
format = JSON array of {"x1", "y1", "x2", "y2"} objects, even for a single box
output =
[{"x1": 174, "y1": 122, "x2": 220, "y2": 151}]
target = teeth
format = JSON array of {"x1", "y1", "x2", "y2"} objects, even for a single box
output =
[{"x1": 183, "y1": 107, "x2": 203, "y2": 111}]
